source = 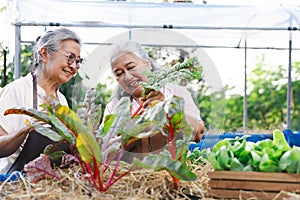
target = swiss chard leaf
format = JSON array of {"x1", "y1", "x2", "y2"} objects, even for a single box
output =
[
  {"x1": 132, "y1": 151, "x2": 196, "y2": 181},
  {"x1": 52, "y1": 104, "x2": 88, "y2": 136},
  {"x1": 4, "y1": 107, "x2": 50, "y2": 123},
  {"x1": 140, "y1": 58, "x2": 202, "y2": 95},
  {"x1": 121, "y1": 120, "x2": 161, "y2": 148},
  {"x1": 47, "y1": 150, "x2": 67, "y2": 162},
  {"x1": 76, "y1": 131, "x2": 101, "y2": 163},
  {"x1": 100, "y1": 114, "x2": 115, "y2": 136},
  {"x1": 48, "y1": 114, "x2": 76, "y2": 144},
  {"x1": 33, "y1": 124, "x2": 63, "y2": 142}
]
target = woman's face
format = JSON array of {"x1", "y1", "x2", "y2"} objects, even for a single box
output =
[
  {"x1": 112, "y1": 52, "x2": 151, "y2": 98},
  {"x1": 43, "y1": 39, "x2": 81, "y2": 84}
]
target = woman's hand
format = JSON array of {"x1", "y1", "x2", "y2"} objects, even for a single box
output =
[
  {"x1": 141, "y1": 90, "x2": 165, "y2": 109},
  {"x1": 0, "y1": 126, "x2": 33, "y2": 157},
  {"x1": 185, "y1": 114, "x2": 205, "y2": 143}
]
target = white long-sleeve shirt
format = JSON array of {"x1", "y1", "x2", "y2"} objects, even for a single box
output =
[{"x1": 0, "y1": 73, "x2": 68, "y2": 174}]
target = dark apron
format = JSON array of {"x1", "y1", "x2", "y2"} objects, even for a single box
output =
[
  {"x1": 122, "y1": 132, "x2": 183, "y2": 163},
  {"x1": 7, "y1": 73, "x2": 71, "y2": 173},
  {"x1": 7, "y1": 131, "x2": 71, "y2": 173}
]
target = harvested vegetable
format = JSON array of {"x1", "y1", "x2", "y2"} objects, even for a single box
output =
[{"x1": 188, "y1": 129, "x2": 300, "y2": 174}]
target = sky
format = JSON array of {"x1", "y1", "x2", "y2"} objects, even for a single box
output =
[
  {"x1": 202, "y1": 0, "x2": 300, "y2": 6},
  {"x1": 1, "y1": 0, "x2": 300, "y2": 95}
]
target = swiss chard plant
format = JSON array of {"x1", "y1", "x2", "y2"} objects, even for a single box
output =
[
  {"x1": 4, "y1": 92, "x2": 128, "y2": 192},
  {"x1": 131, "y1": 58, "x2": 202, "y2": 118},
  {"x1": 131, "y1": 95, "x2": 197, "y2": 188}
]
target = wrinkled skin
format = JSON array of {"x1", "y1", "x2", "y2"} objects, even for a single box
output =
[
  {"x1": 0, "y1": 39, "x2": 81, "y2": 158},
  {"x1": 111, "y1": 52, "x2": 164, "y2": 107}
]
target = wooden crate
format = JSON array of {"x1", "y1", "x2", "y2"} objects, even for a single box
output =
[{"x1": 207, "y1": 171, "x2": 300, "y2": 200}]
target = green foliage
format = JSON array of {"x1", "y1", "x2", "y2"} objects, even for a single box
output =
[
  {"x1": 223, "y1": 94, "x2": 243, "y2": 130},
  {"x1": 20, "y1": 44, "x2": 34, "y2": 76},
  {"x1": 140, "y1": 58, "x2": 202, "y2": 95},
  {"x1": 246, "y1": 58, "x2": 300, "y2": 130},
  {"x1": 59, "y1": 73, "x2": 86, "y2": 110},
  {"x1": 4, "y1": 96, "x2": 128, "y2": 192},
  {"x1": 94, "y1": 82, "x2": 113, "y2": 121},
  {"x1": 133, "y1": 150, "x2": 197, "y2": 181},
  {"x1": 0, "y1": 44, "x2": 33, "y2": 87},
  {"x1": 196, "y1": 55, "x2": 300, "y2": 132},
  {"x1": 189, "y1": 129, "x2": 300, "y2": 173},
  {"x1": 102, "y1": 95, "x2": 197, "y2": 188},
  {"x1": 279, "y1": 147, "x2": 300, "y2": 173}
]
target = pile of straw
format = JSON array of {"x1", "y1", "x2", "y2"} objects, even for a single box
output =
[{"x1": 0, "y1": 162, "x2": 213, "y2": 200}]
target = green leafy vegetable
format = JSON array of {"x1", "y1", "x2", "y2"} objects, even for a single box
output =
[
  {"x1": 132, "y1": 58, "x2": 202, "y2": 118},
  {"x1": 133, "y1": 150, "x2": 197, "y2": 181},
  {"x1": 140, "y1": 58, "x2": 202, "y2": 95},
  {"x1": 279, "y1": 146, "x2": 300, "y2": 173},
  {"x1": 188, "y1": 129, "x2": 300, "y2": 174},
  {"x1": 5, "y1": 94, "x2": 129, "y2": 192}
]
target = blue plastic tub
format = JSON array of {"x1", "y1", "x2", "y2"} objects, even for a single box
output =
[
  {"x1": 189, "y1": 129, "x2": 300, "y2": 151},
  {"x1": 0, "y1": 171, "x2": 24, "y2": 182}
]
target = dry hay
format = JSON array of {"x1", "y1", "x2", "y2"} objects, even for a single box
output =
[{"x1": 0, "y1": 162, "x2": 213, "y2": 200}]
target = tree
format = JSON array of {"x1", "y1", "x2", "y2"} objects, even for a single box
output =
[
  {"x1": 218, "y1": 56, "x2": 300, "y2": 132},
  {"x1": 0, "y1": 44, "x2": 33, "y2": 87}
]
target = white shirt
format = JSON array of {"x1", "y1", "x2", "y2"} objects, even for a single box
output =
[{"x1": 0, "y1": 73, "x2": 68, "y2": 174}]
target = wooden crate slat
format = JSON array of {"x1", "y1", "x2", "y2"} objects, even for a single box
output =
[
  {"x1": 208, "y1": 188, "x2": 277, "y2": 200},
  {"x1": 208, "y1": 189, "x2": 300, "y2": 200},
  {"x1": 207, "y1": 171, "x2": 300, "y2": 199},
  {"x1": 209, "y1": 179, "x2": 300, "y2": 192},
  {"x1": 208, "y1": 171, "x2": 300, "y2": 182}
]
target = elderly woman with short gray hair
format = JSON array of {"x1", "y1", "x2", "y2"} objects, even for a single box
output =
[
  {"x1": 102, "y1": 40, "x2": 204, "y2": 162},
  {"x1": 0, "y1": 28, "x2": 83, "y2": 174}
]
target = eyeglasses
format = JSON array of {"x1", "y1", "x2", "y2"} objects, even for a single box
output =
[{"x1": 58, "y1": 51, "x2": 84, "y2": 69}]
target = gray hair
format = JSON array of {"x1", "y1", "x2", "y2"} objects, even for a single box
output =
[
  {"x1": 110, "y1": 40, "x2": 161, "y2": 99},
  {"x1": 33, "y1": 28, "x2": 81, "y2": 70}
]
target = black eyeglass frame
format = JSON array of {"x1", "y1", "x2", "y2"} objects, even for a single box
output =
[{"x1": 58, "y1": 51, "x2": 84, "y2": 69}]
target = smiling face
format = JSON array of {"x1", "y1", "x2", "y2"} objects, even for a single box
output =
[
  {"x1": 112, "y1": 52, "x2": 151, "y2": 99},
  {"x1": 41, "y1": 39, "x2": 81, "y2": 85}
]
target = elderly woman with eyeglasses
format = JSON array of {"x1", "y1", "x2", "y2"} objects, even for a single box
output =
[
  {"x1": 0, "y1": 28, "x2": 83, "y2": 174},
  {"x1": 102, "y1": 40, "x2": 205, "y2": 162}
]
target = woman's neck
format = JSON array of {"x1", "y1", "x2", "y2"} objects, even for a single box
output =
[{"x1": 35, "y1": 71, "x2": 59, "y2": 96}]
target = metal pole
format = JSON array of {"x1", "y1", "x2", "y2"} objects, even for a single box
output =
[
  {"x1": 286, "y1": 32, "x2": 292, "y2": 129},
  {"x1": 14, "y1": 25, "x2": 21, "y2": 79},
  {"x1": 129, "y1": 29, "x2": 132, "y2": 40},
  {"x1": 243, "y1": 39, "x2": 247, "y2": 132},
  {"x1": 14, "y1": 22, "x2": 299, "y2": 31},
  {"x1": 3, "y1": 49, "x2": 7, "y2": 86}
]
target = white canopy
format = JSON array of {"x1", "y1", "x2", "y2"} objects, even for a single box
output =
[
  {"x1": 8, "y1": 0, "x2": 300, "y2": 47},
  {"x1": 7, "y1": 0, "x2": 300, "y2": 130}
]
